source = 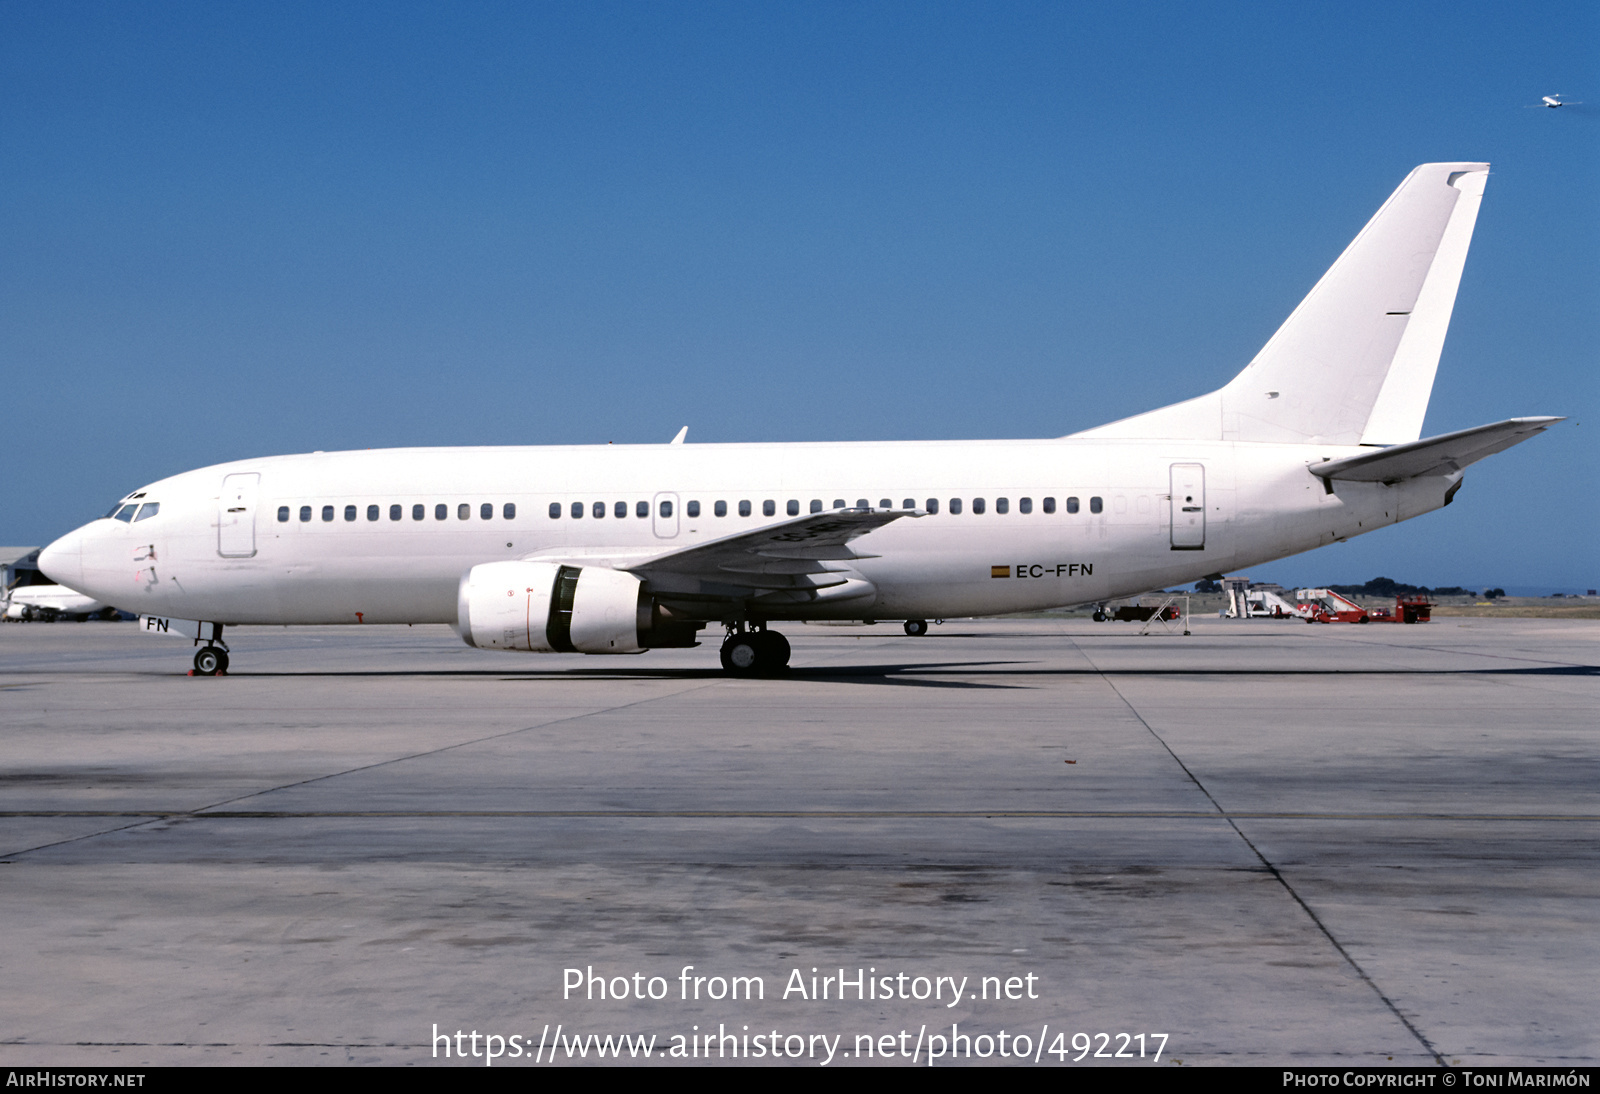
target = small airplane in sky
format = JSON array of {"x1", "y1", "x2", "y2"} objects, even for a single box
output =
[
  {"x1": 1535, "y1": 95, "x2": 1580, "y2": 108},
  {"x1": 38, "y1": 162, "x2": 1560, "y2": 675}
]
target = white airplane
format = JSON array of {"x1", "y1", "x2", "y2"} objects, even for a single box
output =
[
  {"x1": 1538, "y1": 95, "x2": 1579, "y2": 108},
  {"x1": 3, "y1": 583, "x2": 115, "y2": 622},
  {"x1": 38, "y1": 162, "x2": 1559, "y2": 675}
]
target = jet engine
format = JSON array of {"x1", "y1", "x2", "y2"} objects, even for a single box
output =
[{"x1": 456, "y1": 561, "x2": 700, "y2": 653}]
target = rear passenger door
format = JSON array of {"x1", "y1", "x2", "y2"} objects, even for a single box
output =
[{"x1": 1169, "y1": 464, "x2": 1205, "y2": 550}]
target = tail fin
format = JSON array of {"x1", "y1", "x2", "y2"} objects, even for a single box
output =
[{"x1": 1076, "y1": 163, "x2": 1489, "y2": 445}]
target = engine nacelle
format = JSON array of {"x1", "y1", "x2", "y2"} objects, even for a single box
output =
[{"x1": 456, "y1": 561, "x2": 700, "y2": 653}]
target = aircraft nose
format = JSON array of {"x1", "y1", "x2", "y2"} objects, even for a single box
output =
[{"x1": 38, "y1": 528, "x2": 85, "y2": 588}]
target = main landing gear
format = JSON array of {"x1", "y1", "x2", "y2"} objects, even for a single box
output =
[
  {"x1": 903, "y1": 619, "x2": 929, "y2": 636},
  {"x1": 719, "y1": 625, "x2": 791, "y2": 674}
]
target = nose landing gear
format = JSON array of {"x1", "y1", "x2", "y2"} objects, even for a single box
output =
[{"x1": 189, "y1": 624, "x2": 230, "y2": 676}]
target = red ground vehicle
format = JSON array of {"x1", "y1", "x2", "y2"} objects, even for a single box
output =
[
  {"x1": 1297, "y1": 589, "x2": 1432, "y2": 624},
  {"x1": 1369, "y1": 594, "x2": 1433, "y2": 623}
]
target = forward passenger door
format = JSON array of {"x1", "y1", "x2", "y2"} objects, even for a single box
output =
[{"x1": 218, "y1": 473, "x2": 260, "y2": 558}]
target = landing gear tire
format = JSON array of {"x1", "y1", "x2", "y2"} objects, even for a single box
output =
[
  {"x1": 1092, "y1": 609, "x2": 1107, "y2": 622},
  {"x1": 720, "y1": 630, "x2": 790, "y2": 674},
  {"x1": 720, "y1": 635, "x2": 762, "y2": 673},
  {"x1": 903, "y1": 619, "x2": 928, "y2": 636},
  {"x1": 193, "y1": 647, "x2": 229, "y2": 675},
  {"x1": 760, "y1": 630, "x2": 791, "y2": 668}
]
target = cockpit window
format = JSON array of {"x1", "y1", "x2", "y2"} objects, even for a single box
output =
[
  {"x1": 111, "y1": 504, "x2": 137, "y2": 522},
  {"x1": 132, "y1": 503, "x2": 160, "y2": 522}
]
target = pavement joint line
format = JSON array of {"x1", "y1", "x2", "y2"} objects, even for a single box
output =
[
  {"x1": 1068, "y1": 634, "x2": 1449, "y2": 1069},
  {"x1": 0, "y1": 677, "x2": 727, "y2": 860},
  {"x1": 1, "y1": 810, "x2": 1596, "y2": 820}
]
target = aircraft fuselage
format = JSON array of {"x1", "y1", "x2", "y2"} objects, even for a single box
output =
[{"x1": 41, "y1": 436, "x2": 1453, "y2": 628}]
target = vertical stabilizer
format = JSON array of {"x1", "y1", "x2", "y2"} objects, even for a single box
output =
[{"x1": 1075, "y1": 163, "x2": 1489, "y2": 444}]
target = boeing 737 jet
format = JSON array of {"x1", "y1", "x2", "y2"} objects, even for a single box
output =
[{"x1": 39, "y1": 162, "x2": 1559, "y2": 674}]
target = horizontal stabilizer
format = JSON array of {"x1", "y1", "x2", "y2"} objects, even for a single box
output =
[{"x1": 1310, "y1": 417, "x2": 1562, "y2": 485}]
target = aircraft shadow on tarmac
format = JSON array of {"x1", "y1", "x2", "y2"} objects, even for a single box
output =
[{"x1": 214, "y1": 660, "x2": 1599, "y2": 688}]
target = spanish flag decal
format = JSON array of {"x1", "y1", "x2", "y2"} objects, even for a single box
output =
[{"x1": 991, "y1": 565, "x2": 1010, "y2": 578}]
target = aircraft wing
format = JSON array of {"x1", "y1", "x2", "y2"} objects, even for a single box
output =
[
  {"x1": 1311, "y1": 416, "x2": 1563, "y2": 485},
  {"x1": 520, "y1": 508, "x2": 917, "y2": 599}
]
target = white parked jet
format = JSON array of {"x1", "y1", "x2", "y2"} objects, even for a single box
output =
[
  {"x1": 39, "y1": 162, "x2": 1558, "y2": 674},
  {"x1": 3, "y1": 584, "x2": 115, "y2": 622}
]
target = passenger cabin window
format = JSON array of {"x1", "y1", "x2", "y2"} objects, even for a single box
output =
[
  {"x1": 636, "y1": 501, "x2": 648, "y2": 518},
  {"x1": 434, "y1": 504, "x2": 447, "y2": 520},
  {"x1": 300, "y1": 506, "x2": 313, "y2": 522},
  {"x1": 787, "y1": 500, "x2": 800, "y2": 516},
  {"x1": 811, "y1": 500, "x2": 824, "y2": 514},
  {"x1": 949, "y1": 498, "x2": 963, "y2": 515},
  {"x1": 1019, "y1": 497, "x2": 1032, "y2": 514},
  {"x1": 763, "y1": 500, "x2": 775, "y2": 517},
  {"x1": 344, "y1": 505, "x2": 357, "y2": 522},
  {"x1": 549, "y1": 503, "x2": 561, "y2": 519},
  {"x1": 481, "y1": 503, "x2": 493, "y2": 520},
  {"x1": 592, "y1": 501, "x2": 605, "y2": 519},
  {"x1": 925, "y1": 498, "x2": 939, "y2": 514},
  {"x1": 277, "y1": 506, "x2": 290, "y2": 523},
  {"x1": 659, "y1": 499, "x2": 673, "y2": 518},
  {"x1": 1090, "y1": 496, "x2": 1103, "y2": 514},
  {"x1": 503, "y1": 503, "x2": 516, "y2": 520},
  {"x1": 1065, "y1": 496, "x2": 1079, "y2": 514},
  {"x1": 997, "y1": 497, "x2": 1010, "y2": 514},
  {"x1": 614, "y1": 501, "x2": 626, "y2": 519},
  {"x1": 390, "y1": 504, "x2": 402, "y2": 521},
  {"x1": 832, "y1": 499, "x2": 846, "y2": 509},
  {"x1": 714, "y1": 500, "x2": 727, "y2": 517},
  {"x1": 738, "y1": 500, "x2": 751, "y2": 517},
  {"x1": 367, "y1": 504, "x2": 379, "y2": 521},
  {"x1": 413, "y1": 504, "x2": 425, "y2": 521},
  {"x1": 459, "y1": 504, "x2": 471, "y2": 520},
  {"x1": 902, "y1": 498, "x2": 914, "y2": 510},
  {"x1": 687, "y1": 500, "x2": 700, "y2": 518},
  {"x1": 1043, "y1": 497, "x2": 1056, "y2": 514},
  {"x1": 972, "y1": 498, "x2": 986, "y2": 515},
  {"x1": 570, "y1": 501, "x2": 583, "y2": 519}
]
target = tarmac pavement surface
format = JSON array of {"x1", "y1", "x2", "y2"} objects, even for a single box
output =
[{"x1": 0, "y1": 617, "x2": 1595, "y2": 1066}]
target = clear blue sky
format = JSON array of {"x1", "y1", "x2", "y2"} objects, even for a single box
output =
[{"x1": 3, "y1": 1, "x2": 1594, "y2": 591}]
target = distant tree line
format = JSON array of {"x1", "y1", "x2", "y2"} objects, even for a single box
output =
[{"x1": 1325, "y1": 576, "x2": 1481, "y2": 598}]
